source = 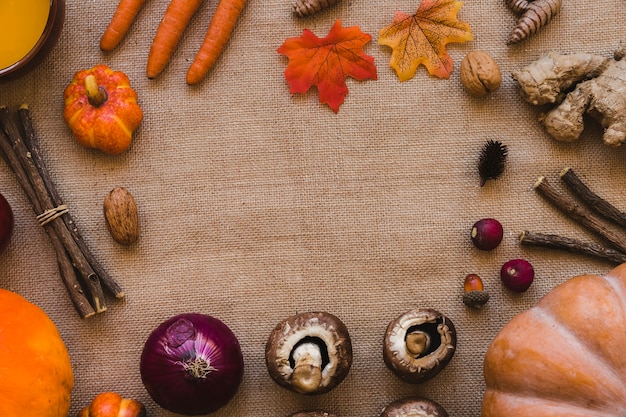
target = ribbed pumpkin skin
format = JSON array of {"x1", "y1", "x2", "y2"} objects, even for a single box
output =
[
  {"x1": 0, "y1": 289, "x2": 74, "y2": 417},
  {"x1": 482, "y1": 262, "x2": 626, "y2": 417}
]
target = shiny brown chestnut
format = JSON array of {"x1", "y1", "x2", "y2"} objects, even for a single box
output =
[
  {"x1": 383, "y1": 308, "x2": 457, "y2": 383},
  {"x1": 265, "y1": 311, "x2": 352, "y2": 395},
  {"x1": 0, "y1": 0, "x2": 65, "y2": 82}
]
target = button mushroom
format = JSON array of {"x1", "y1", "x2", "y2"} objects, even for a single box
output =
[
  {"x1": 383, "y1": 308, "x2": 456, "y2": 383},
  {"x1": 380, "y1": 396, "x2": 449, "y2": 417},
  {"x1": 265, "y1": 311, "x2": 352, "y2": 395}
]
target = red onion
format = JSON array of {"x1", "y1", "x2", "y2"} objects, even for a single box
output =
[
  {"x1": 0, "y1": 192, "x2": 14, "y2": 255},
  {"x1": 140, "y1": 313, "x2": 244, "y2": 415}
]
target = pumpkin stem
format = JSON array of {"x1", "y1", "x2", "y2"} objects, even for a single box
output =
[{"x1": 84, "y1": 74, "x2": 108, "y2": 107}]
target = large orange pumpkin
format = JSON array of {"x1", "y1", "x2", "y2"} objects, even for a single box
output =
[
  {"x1": 482, "y1": 262, "x2": 626, "y2": 416},
  {"x1": 0, "y1": 289, "x2": 74, "y2": 417}
]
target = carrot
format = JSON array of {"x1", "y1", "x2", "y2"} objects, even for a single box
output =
[
  {"x1": 100, "y1": 0, "x2": 146, "y2": 51},
  {"x1": 185, "y1": 0, "x2": 248, "y2": 85},
  {"x1": 146, "y1": 0, "x2": 204, "y2": 79}
]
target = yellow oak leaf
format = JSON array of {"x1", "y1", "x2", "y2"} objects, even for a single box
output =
[{"x1": 379, "y1": 0, "x2": 473, "y2": 81}]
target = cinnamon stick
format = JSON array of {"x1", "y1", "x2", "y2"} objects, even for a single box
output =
[
  {"x1": 17, "y1": 104, "x2": 124, "y2": 299},
  {"x1": 533, "y1": 176, "x2": 626, "y2": 254},
  {"x1": 560, "y1": 167, "x2": 626, "y2": 229},
  {"x1": 0, "y1": 117, "x2": 95, "y2": 318},
  {"x1": 519, "y1": 230, "x2": 626, "y2": 264},
  {"x1": 0, "y1": 105, "x2": 108, "y2": 316}
]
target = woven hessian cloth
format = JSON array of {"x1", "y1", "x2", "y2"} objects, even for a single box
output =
[{"x1": 2, "y1": 1, "x2": 626, "y2": 416}]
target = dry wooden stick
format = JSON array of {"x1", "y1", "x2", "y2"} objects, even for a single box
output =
[
  {"x1": 533, "y1": 176, "x2": 626, "y2": 254},
  {"x1": 0, "y1": 106, "x2": 105, "y2": 312},
  {"x1": 519, "y1": 230, "x2": 626, "y2": 264},
  {"x1": 0, "y1": 105, "x2": 108, "y2": 316},
  {"x1": 0, "y1": 121, "x2": 95, "y2": 318},
  {"x1": 17, "y1": 105, "x2": 124, "y2": 299},
  {"x1": 560, "y1": 167, "x2": 626, "y2": 229}
]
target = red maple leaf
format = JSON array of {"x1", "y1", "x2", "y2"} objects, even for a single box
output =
[{"x1": 278, "y1": 20, "x2": 377, "y2": 113}]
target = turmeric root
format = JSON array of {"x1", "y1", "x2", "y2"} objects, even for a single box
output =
[
  {"x1": 505, "y1": 0, "x2": 562, "y2": 45},
  {"x1": 513, "y1": 48, "x2": 626, "y2": 146},
  {"x1": 292, "y1": 0, "x2": 340, "y2": 17}
]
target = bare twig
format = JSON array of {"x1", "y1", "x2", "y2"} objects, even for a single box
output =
[
  {"x1": 533, "y1": 176, "x2": 626, "y2": 254},
  {"x1": 560, "y1": 167, "x2": 626, "y2": 229},
  {"x1": 17, "y1": 105, "x2": 124, "y2": 299},
  {"x1": 0, "y1": 105, "x2": 109, "y2": 316},
  {"x1": 519, "y1": 230, "x2": 626, "y2": 264},
  {"x1": 0, "y1": 119, "x2": 95, "y2": 318}
]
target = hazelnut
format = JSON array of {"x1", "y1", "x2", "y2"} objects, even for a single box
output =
[
  {"x1": 103, "y1": 186, "x2": 139, "y2": 245},
  {"x1": 460, "y1": 51, "x2": 502, "y2": 97}
]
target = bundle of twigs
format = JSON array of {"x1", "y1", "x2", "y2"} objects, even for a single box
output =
[
  {"x1": 520, "y1": 167, "x2": 626, "y2": 264},
  {"x1": 0, "y1": 104, "x2": 123, "y2": 318}
]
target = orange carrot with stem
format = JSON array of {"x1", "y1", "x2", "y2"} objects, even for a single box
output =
[
  {"x1": 146, "y1": 0, "x2": 204, "y2": 79},
  {"x1": 100, "y1": 0, "x2": 147, "y2": 51},
  {"x1": 186, "y1": 0, "x2": 248, "y2": 85}
]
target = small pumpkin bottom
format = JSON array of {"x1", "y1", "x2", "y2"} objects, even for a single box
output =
[
  {"x1": 0, "y1": 289, "x2": 73, "y2": 417},
  {"x1": 482, "y1": 262, "x2": 626, "y2": 417}
]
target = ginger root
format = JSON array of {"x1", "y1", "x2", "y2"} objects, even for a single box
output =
[{"x1": 513, "y1": 48, "x2": 626, "y2": 146}]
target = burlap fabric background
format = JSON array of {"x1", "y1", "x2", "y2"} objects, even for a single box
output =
[{"x1": 2, "y1": 0, "x2": 626, "y2": 416}]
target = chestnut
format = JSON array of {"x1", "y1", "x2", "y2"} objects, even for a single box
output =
[
  {"x1": 265, "y1": 311, "x2": 352, "y2": 395},
  {"x1": 380, "y1": 396, "x2": 449, "y2": 417},
  {"x1": 382, "y1": 308, "x2": 456, "y2": 383}
]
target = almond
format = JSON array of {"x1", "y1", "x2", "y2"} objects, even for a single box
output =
[{"x1": 103, "y1": 187, "x2": 139, "y2": 245}]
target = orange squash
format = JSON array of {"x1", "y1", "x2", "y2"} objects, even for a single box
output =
[
  {"x1": 0, "y1": 288, "x2": 74, "y2": 417},
  {"x1": 482, "y1": 262, "x2": 626, "y2": 417},
  {"x1": 63, "y1": 64, "x2": 143, "y2": 155},
  {"x1": 78, "y1": 392, "x2": 146, "y2": 417}
]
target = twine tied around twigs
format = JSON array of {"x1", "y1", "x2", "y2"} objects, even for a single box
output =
[{"x1": 37, "y1": 204, "x2": 69, "y2": 226}]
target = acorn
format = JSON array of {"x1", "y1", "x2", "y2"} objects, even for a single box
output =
[{"x1": 462, "y1": 274, "x2": 490, "y2": 309}]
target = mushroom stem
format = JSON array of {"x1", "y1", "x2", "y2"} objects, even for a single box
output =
[
  {"x1": 405, "y1": 330, "x2": 431, "y2": 357},
  {"x1": 291, "y1": 342, "x2": 323, "y2": 394},
  {"x1": 84, "y1": 75, "x2": 108, "y2": 107}
]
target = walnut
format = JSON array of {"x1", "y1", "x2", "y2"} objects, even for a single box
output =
[{"x1": 460, "y1": 51, "x2": 502, "y2": 97}]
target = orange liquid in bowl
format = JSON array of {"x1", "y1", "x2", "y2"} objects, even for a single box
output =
[{"x1": 0, "y1": 0, "x2": 51, "y2": 70}]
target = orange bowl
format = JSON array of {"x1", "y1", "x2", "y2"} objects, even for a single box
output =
[{"x1": 0, "y1": 0, "x2": 65, "y2": 82}]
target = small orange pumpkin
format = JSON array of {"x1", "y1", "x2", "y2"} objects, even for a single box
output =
[
  {"x1": 0, "y1": 288, "x2": 74, "y2": 417},
  {"x1": 63, "y1": 64, "x2": 143, "y2": 155},
  {"x1": 482, "y1": 262, "x2": 626, "y2": 416},
  {"x1": 78, "y1": 392, "x2": 146, "y2": 417}
]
